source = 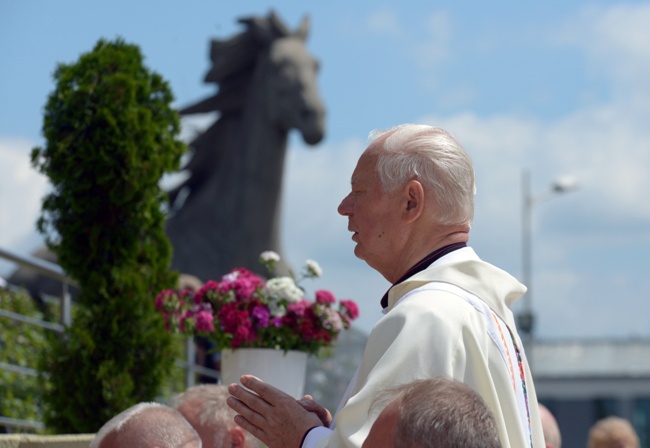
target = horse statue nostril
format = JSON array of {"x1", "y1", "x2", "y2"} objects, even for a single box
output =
[{"x1": 302, "y1": 124, "x2": 325, "y2": 145}]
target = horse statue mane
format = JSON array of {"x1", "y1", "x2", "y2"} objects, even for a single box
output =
[{"x1": 166, "y1": 10, "x2": 326, "y2": 282}]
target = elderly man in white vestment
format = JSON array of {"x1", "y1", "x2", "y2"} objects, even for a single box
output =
[{"x1": 227, "y1": 124, "x2": 546, "y2": 448}]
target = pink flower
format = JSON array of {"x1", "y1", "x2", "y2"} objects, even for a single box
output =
[
  {"x1": 315, "y1": 290, "x2": 336, "y2": 305},
  {"x1": 340, "y1": 300, "x2": 360, "y2": 320},
  {"x1": 154, "y1": 289, "x2": 177, "y2": 312},
  {"x1": 178, "y1": 309, "x2": 195, "y2": 333},
  {"x1": 194, "y1": 280, "x2": 220, "y2": 304},
  {"x1": 232, "y1": 325, "x2": 256, "y2": 347},
  {"x1": 287, "y1": 299, "x2": 309, "y2": 317},
  {"x1": 218, "y1": 303, "x2": 249, "y2": 332},
  {"x1": 218, "y1": 268, "x2": 264, "y2": 301},
  {"x1": 195, "y1": 310, "x2": 215, "y2": 332}
]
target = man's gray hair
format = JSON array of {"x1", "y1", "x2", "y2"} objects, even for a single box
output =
[
  {"x1": 90, "y1": 402, "x2": 201, "y2": 448},
  {"x1": 371, "y1": 378, "x2": 501, "y2": 448},
  {"x1": 370, "y1": 124, "x2": 476, "y2": 227}
]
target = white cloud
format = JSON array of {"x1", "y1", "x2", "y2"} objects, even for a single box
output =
[
  {"x1": 411, "y1": 9, "x2": 453, "y2": 93},
  {"x1": 364, "y1": 8, "x2": 403, "y2": 37},
  {"x1": 179, "y1": 112, "x2": 218, "y2": 142},
  {"x1": 546, "y1": 103, "x2": 650, "y2": 221},
  {"x1": 418, "y1": 10, "x2": 452, "y2": 68},
  {"x1": 555, "y1": 4, "x2": 650, "y2": 92},
  {"x1": 0, "y1": 138, "x2": 48, "y2": 249},
  {"x1": 437, "y1": 86, "x2": 477, "y2": 110},
  {"x1": 361, "y1": 8, "x2": 454, "y2": 94},
  {"x1": 283, "y1": 137, "x2": 364, "y2": 239},
  {"x1": 0, "y1": 137, "x2": 49, "y2": 277}
]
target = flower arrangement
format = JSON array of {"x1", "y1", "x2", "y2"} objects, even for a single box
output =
[{"x1": 154, "y1": 251, "x2": 359, "y2": 356}]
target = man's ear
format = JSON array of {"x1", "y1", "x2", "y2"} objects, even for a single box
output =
[
  {"x1": 403, "y1": 180, "x2": 425, "y2": 222},
  {"x1": 229, "y1": 426, "x2": 246, "y2": 447}
]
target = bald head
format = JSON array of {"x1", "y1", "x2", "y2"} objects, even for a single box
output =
[
  {"x1": 588, "y1": 416, "x2": 639, "y2": 448},
  {"x1": 175, "y1": 384, "x2": 258, "y2": 448},
  {"x1": 91, "y1": 402, "x2": 201, "y2": 448}
]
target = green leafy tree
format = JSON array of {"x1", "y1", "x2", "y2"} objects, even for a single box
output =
[{"x1": 30, "y1": 38, "x2": 186, "y2": 433}]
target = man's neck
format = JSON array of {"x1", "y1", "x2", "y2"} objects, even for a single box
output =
[
  {"x1": 389, "y1": 227, "x2": 469, "y2": 283},
  {"x1": 379, "y1": 241, "x2": 468, "y2": 308}
]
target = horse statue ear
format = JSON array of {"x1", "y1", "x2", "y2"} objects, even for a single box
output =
[
  {"x1": 239, "y1": 16, "x2": 275, "y2": 44},
  {"x1": 241, "y1": 10, "x2": 292, "y2": 44},
  {"x1": 268, "y1": 10, "x2": 291, "y2": 36},
  {"x1": 295, "y1": 15, "x2": 310, "y2": 41}
]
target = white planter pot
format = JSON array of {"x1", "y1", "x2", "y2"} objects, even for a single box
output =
[{"x1": 221, "y1": 348, "x2": 308, "y2": 398}]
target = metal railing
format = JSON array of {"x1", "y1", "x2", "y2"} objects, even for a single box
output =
[
  {"x1": 0, "y1": 245, "x2": 219, "y2": 431},
  {"x1": 0, "y1": 247, "x2": 74, "y2": 326}
]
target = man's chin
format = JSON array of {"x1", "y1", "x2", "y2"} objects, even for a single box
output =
[{"x1": 353, "y1": 245, "x2": 366, "y2": 261}]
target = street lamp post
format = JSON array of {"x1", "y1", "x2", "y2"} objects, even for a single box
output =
[{"x1": 518, "y1": 169, "x2": 578, "y2": 346}]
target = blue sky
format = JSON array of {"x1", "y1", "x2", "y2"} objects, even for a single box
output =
[{"x1": 2, "y1": 1, "x2": 650, "y2": 340}]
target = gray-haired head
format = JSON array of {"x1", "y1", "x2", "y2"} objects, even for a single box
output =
[
  {"x1": 366, "y1": 378, "x2": 501, "y2": 448},
  {"x1": 368, "y1": 124, "x2": 476, "y2": 227}
]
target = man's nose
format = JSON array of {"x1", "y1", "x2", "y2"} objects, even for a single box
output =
[{"x1": 337, "y1": 194, "x2": 353, "y2": 216}]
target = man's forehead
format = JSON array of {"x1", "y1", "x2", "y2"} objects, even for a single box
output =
[{"x1": 351, "y1": 150, "x2": 378, "y2": 183}]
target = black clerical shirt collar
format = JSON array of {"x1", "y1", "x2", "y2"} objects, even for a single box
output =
[{"x1": 380, "y1": 242, "x2": 467, "y2": 309}]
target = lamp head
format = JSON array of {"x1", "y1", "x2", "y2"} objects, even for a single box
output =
[{"x1": 552, "y1": 176, "x2": 579, "y2": 193}]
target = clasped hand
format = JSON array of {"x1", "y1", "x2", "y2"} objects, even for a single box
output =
[{"x1": 227, "y1": 375, "x2": 332, "y2": 448}]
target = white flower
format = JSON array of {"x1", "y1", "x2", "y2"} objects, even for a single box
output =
[
  {"x1": 264, "y1": 277, "x2": 304, "y2": 317},
  {"x1": 264, "y1": 277, "x2": 304, "y2": 304},
  {"x1": 222, "y1": 271, "x2": 240, "y2": 283},
  {"x1": 260, "y1": 251, "x2": 281, "y2": 263},
  {"x1": 268, "y1": 302, "x2": 286, "y2": 318},
  {"x1": 305, "y1": 259, "x2": 322, "y2": 278}
]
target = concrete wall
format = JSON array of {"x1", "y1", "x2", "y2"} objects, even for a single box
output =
[{"x1": 0, "y1": 434, "x2": 94, "y2": 448}]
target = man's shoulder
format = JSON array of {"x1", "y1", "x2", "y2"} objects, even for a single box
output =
[
  {"x1": 381, "y1": 284, "x2": 480, "y2": 329},
  {"x1": 388, "y1": 256, "x2": 524, "y2": 315},
  {"x1": 395, "y1": 282, "x2": 475, "y2": 308},
  {"x1": 388, "y1": 257, "x2": 492, "y2": 303}
]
